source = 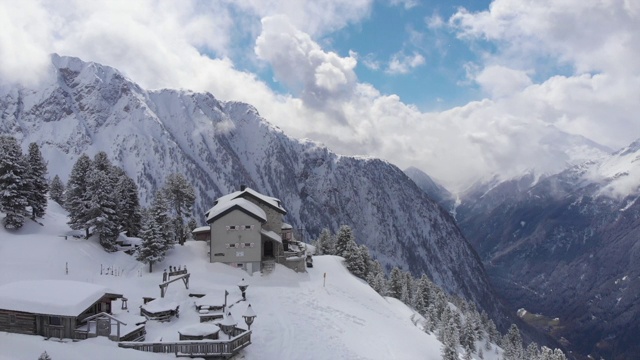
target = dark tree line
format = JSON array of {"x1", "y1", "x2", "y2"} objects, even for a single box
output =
[
  {"x1": 63, "y1": 152, "x2": 142, "y2": 250},
  {"x1": 0, "y1": 136, "x2": 48, "y2": 229},
  {"x1": 313, "y1": 225, "x2": 567, "y2": 360}
]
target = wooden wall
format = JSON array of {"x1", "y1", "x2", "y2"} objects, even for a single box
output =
[{"x1": 0, "y1": 309, "x2": 37, "y2": 335}]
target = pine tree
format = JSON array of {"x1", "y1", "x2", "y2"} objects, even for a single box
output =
[
  {"x1": 334, "y1": 225, "x2": 354, "y2": 257},
  {"x1": 136, "y1": 208, "x2": 165, "y2": 272},
  {"x1": 114, "y1": 174, "x2": 141, "y2": 237},
  {"x1": 366, "y1": 259, "x2": 387, "y2": 295},
  {"x1": 388, "y1": 267, "x2": 404, "y2": 299},
  {"x1": 439, "y1": 307, "x2": 460, "y2": 360},
  {"x1": 317, "y1": 228, "x2": 334, "y2": 255},
  {"x1": 38, "y1": 351, "x2": 52, "y2": 360},
  {"x1": 85, "y1": 163, "x2": 119, "y2": 251},
  {"x1": 460, "y1": 318, "x2": 477, "y2": 356},
  {"x1": 150, "y1": 191, "x2": 172, "y2": 252},
  {"x1": 0, "y1": 135, "x2": 29, "y2": 229},
  {"x1": 49, "y1": 175, "x2": 65, "y2": 205},
  {"x1": 65, "y1": 154, "x2": 92, "y2": 238},
  {"x1": 502, "y1": 324, "x2": 524, "y2": 360},
  {"x1": 162, "y1": 173, "x2": 195, "y2": 245},
  {"x1": 344, "y1": 239, "x2": 366, "y2": 278},
  {"x1": 25, "y1": 143, "x2": 48, "y2": 219}
]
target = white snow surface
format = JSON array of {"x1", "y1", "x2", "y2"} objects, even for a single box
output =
[
  {"x1": 0, "y1": 200, "x2": 503, "y2": 360},
  {"x1": 0, "y1": 280, "x2": 112, "y2": 317},
  {"x1": 205, "y1": 198, "x2": 267, "y2": 223}
]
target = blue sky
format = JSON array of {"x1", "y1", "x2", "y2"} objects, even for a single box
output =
[{"x1": 2, "y1": 0, "x2": 639, "y2": 190}]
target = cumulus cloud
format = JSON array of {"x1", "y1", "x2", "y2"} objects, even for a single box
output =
[
  {"x1": 386, "y1": 52, "x2": 426, "y2": 74},
  {"x1": 255, "y1": 15, "x2": 357, "y2": 109},
  {"x1": 474, "y1": 65, "x2": 533, "y2": 98},
  {"x1": 1, "y1": 0, "x2": 639, "y2": 193}
]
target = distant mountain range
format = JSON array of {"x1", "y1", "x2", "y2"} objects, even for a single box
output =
[
  {"x1": 0, "y1": 54, "x2": 517, "y2": 332},
  {"x1": 454, "y1": 141, "x2": 640, "y2": 359}
]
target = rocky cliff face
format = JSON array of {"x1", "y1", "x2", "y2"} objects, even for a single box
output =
[
  {"x1": 0, "y1": 55, "x2": 514, "y2": 330},
  {"x1": 457, "y1": 145, "x2": 640, "y2": 359}
]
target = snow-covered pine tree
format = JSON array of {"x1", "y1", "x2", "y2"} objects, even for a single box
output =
[
  {"x1": 65, "y1": 154, "x2": 92, "y2": 238},
  {"x1": 85, "y1": 160, "x2": 119, "y2": 251},
  {"x1": 317, "y1": 228, "x2": 334, "y2": 255},
  {"x1": 136, "y1": 208, "x2": 165, "y2": 272},
  {"x1": 366, "y1": 259, "x2": 387, "y2": 295},
  {"x1": 502, "y1": 324, "x2": 524, "y2": 360},
  {"x1": 460, "y1": 317, "x2": 477, "y2": 356},
  {"x1": 49, "y1": 175, "x2": 65, "y2": 205},
  {"x1": 0, "y1": 135, "x2": 29, "y2": 229},
  {"x1": 414, "y1": 274, "x2": 433, "y2": 315},
  {"x1": 162, "y1": 173, "x2": 195, "y2": 245},
  {"x1": 186, "y1": 218, "x2": 197, "y2": 240},
  {"x1": 439, "y1": 307, "x2": 460, "y2": 360},
  {"x1": 334, "y1": 225, "x2": 354, "y2": 257},
  {"x1": 388, "y1": 266, "x2": 404, "y2": 299},
  {"x1": 357, "y1": 244, "x2": 372, "y2": 279},
  {"x1": 344, "y1": 238, "x2": 366, "y2": 278},
  {"x1": 25, "y1": 142, "x2": 48, "y2": 219},
  {"x1": 38, "y1": 351, "x2": 52, "y2": 360},
  {"x1": 115, "y1": 173, "x2": 141, "y2": 237},
  {"x1": 149, "y1": 191, "x2": 172, "y2": 252}
]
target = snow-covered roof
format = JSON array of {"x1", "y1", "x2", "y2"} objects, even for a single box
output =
[
  {"x1": 213, "y1": 187, "x2": 287, "y2": 214},
  {"x1": 0, "y1": 280, "x2": 119, "y2": 317},
  {"x1": 140, "y1": 298, "x2": 178, "y2": 313},
  {"x1": 261, "y1": 229, "x2": 282, "y2": 243},
  {"x1": 281, "y1": 223, "x2": 293, "y2": 230},
  {"x1": 194, "y1": 293, "x2": 226, "y2": 307},
  {"x1": 192, "y1": 226, "x2": 210, "y2": 233},
  {"x1": 206, "y1": 198, "x2": 267, "y2": 223},
  {"x1": 178, "y1": 323, "x2": 220, "y2": 336}
]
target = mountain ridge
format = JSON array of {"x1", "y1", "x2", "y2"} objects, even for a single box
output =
[{"x1": 0, "y1": 54, "x2": 516, "y2": 331}]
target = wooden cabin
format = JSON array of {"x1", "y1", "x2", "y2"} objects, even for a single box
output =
[{"x1": 0, "y1": 280, "x2": 122, "y2": 340}]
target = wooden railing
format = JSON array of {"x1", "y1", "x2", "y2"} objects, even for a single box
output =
[{"x1": 118, "y1": 328, "x2": 252, "y2": 358}]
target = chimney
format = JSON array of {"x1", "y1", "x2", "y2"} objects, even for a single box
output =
[{"x1": 240, "y1": 184, "x2": 246, "y2": 191}]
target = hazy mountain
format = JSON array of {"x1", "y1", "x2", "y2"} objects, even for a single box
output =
[
  {"x1": 0, "y1": 54, "x2": 516, "y2": 331},
  {"x1": 456, "y1": 141, "x2": 640, "y2": 359},
  {"x1": 404, "y1": 166, "x2": 455, "y2": 212}
]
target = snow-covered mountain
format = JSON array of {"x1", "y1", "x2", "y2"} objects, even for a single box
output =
[
  {"x1": 404, "y1": 166, "x2": 455, "y2": 212},
  {"x1": 0, "y1": 55, "x2": 512, "y2": 330},
  {"x1": 456, "y1": 140, "x2": 640, "y2": 359}
]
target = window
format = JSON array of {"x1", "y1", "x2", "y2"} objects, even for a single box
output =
[
  {"x1": 214, "y1": 253, "x2": 225, "y2": 257},
  {"x1": 241, "y1": 242, "x2": 254, "y2": 248},
  {"x1": 236, "y1": 251, "x2": 245, "y2": 257},
  {"x1": 243, "y1": 225, "x2": 253, "y2": 230},
  {"x1": 9, "y1": 314, "x2": 16, "y2": 324},
  {"x1": 226, "y1": 243, "x2": 237, "y2": 248},
  {"x1": 49, "y1": 316, "x2": 61, "y2": 326},
  {"x1": 226, "y1": 225, "x2": 238, "y2": 231}
]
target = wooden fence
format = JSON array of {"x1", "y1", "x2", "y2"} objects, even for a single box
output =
[{"x1": 118, "y1": 328, "x2": 251, "y2": 359}]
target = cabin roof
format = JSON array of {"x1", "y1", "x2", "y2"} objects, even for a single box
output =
[
  {"x1": 206, "y1": 198, "x2": 267, "y2": 223},
  {"x1": 0, "y1": 280, "x2": 120, "y2": 317},
  {"x1": 261, "y1": 229, "x2": 282, "y2": 243},
  {"x1": 192, "y1": 226, "x2": 211, "y2": 234},
  {"x1": 213, "y1": 188, "x2": 287, "y2": 215}
]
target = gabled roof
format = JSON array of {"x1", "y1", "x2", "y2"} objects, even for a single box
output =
[
  {"x1": 192, "y1": 226, "x2": 211, "y2": 234},
  {"x1": 206, "y1": 198, "x2": 267, "y2": 223},
  {"x1": 212, "y1": 187, "x2": 287, "y2": 215},
  {"x1": 261, "y1": 229, "x2": 282, "y2": 243},
  {"x1": 0, "y1": 280, "x2": 121, "y2": 317}
]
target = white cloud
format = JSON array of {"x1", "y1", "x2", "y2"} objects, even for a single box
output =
[
  {"x1": 1, "y1": 0, "x2": 640, "y2": 193},
  {"x1": 389, "y1": 0, "x2": 418, "y2": 10},
  {"x1": 255, "y1": 15, "x2": 357, "y2": 109},
  {"x1": 474, "y1": 65, "x2": 533, "y2": 98},
  {"x1": 386, "y1": 52, "x2": 426, "y2": 74}
]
